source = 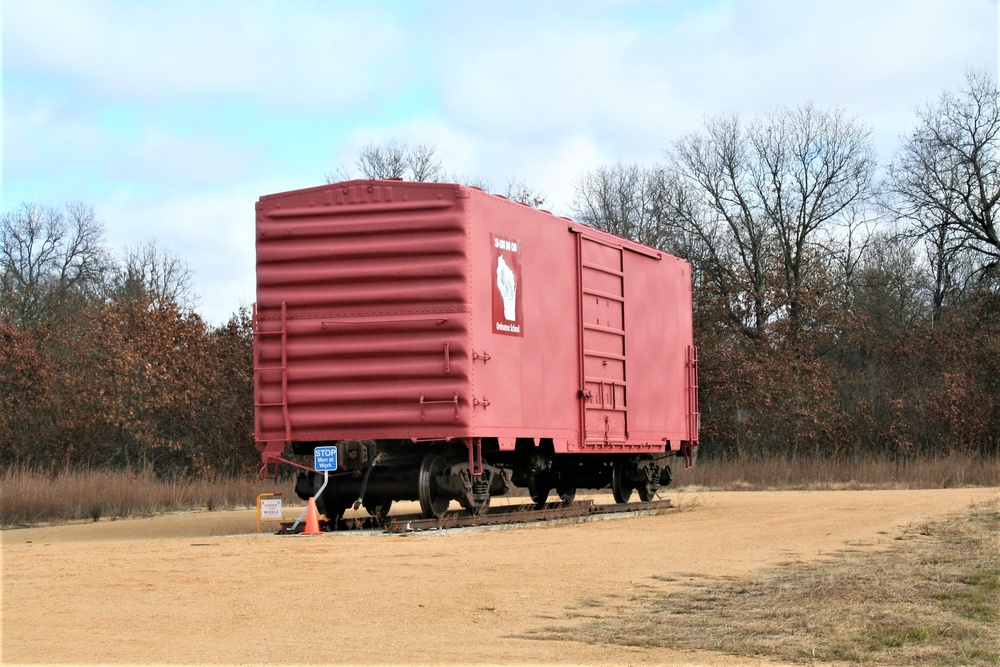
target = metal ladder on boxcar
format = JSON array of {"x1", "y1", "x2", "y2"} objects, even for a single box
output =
[
  {"x1": 684, "y1": 344, "x2": 699, "y2": 469},
  {"x1": 253, "y1": 302, "x2": 290, "y2": 475}
]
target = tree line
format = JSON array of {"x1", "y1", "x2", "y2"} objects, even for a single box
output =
[
  {"x1": 575, "y1": 71, "x2": 999, "y2": 460},
  {"x1": 0, "y1": 203, "x2": 254, "y2": 475},
  {"x1": 1, "y1": 72, "x2": 996, "y2": 477}
]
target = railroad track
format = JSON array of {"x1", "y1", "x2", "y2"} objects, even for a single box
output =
[{"x1": 278, "y1": 498, "x2": 674, "y2": 534}]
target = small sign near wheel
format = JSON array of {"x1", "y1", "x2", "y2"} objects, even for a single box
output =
[
  {"x1": 256, "y1": 493, "x2": 283, "y2": 533},
  {"x1": 260, "y1": 496, "x2": 282, "y2": 519},
  {"x1": 315, "y1": 446, "x2": 338, "y2": 471}
]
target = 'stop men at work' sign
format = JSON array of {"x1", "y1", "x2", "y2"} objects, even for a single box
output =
[{"x1": 314, "y1": 446, "x2": 338, "y2": 471}]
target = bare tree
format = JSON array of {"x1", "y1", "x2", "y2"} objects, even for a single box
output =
[
  {"x1": 451, "y1": 173, "x2": 493, "y2": 192},
  {"x1": 914, "y1": 206, "x2": 984, "y2": 320},
  {"x1": 329, "y1": 140, "x2": 548, "y2": 207},
  {"x1": 108, "y1": 242, "x2": 197, "y2": 312},
  {"x1": 852, "y1": 232, "x2": 927, "y2": 332},
  {"x1": 328, "y1": 139, "x2": 445, "y2": 183},
  {"x1": 888, "y1": 71, "x2": 1000, "y2": 270},
  {"x1": 356, "y1": 139, "x2": 408, "y2": 179},
  {"x1": 406, "y1": 142, "x2": 445, "y2": 182},
  {"x1": 826, "y1": 204, "x2": 877, "y2": 311},
  {"x1": 572, "y1": 162, "x2": 670, "y2": 249},
  {"x1": 0, "y1": 203, "x2": 108, "y2": 326},
  {"x1": 752, "y1": 105, "x2": 877, "y2": 326},
  {"x1": 666, "y1": 114, "x2": 781, "y2": 339},
  {"x1": 503, "y1": 177, "x2": 547, "y2": 208},
  {"x1": 662, "y1": 106, "x2": 876, "y2": 340},
  {"x1": 444, "y1": 173, "x2": 547, "y2": 207}
]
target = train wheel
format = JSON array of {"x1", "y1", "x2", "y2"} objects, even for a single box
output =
[
  {"x1": 316, "y1": 493, "x2": 349, "y2": 529},
  {"x1": 526, "y1": 476, "x2": 551, "y2": 507},
  {"x1": 557, "y1": 486, "x2": 577, "y2": 505},
  {"x1": 363, "y1": 499, "x2": 393, "y2": 526},
  {"x1": 418, "y1": 454, "x2": 451, "y2": 519},
  {"x1": 611, "y1": 462, "x2": 633, "y2": 504},
  {"x1": 637, "y1": 485, "x2": 657, "y2": 502}
]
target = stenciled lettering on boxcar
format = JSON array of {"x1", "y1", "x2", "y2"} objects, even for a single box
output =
[{"x1": 492, "y1": 233, "x2": 523, "y2": 336}]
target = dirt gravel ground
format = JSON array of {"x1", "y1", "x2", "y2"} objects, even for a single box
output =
[{"x1": 3, "y1": 487, "x2": 998, "y2": 666}]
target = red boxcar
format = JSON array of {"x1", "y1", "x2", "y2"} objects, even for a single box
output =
[{"x1": 255, "y1": 180, "x2": 698, "y2": 520}]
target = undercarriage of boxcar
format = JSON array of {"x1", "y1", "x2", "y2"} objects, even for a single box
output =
[{"x1": 273, "y1": 438, "x2": 683, "y2": 524}]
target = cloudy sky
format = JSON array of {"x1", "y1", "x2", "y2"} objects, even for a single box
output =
[{"x1": 3, "y1": 0, "x2": 997, "y2": 323}]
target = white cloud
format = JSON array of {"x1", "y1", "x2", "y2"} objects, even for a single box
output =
[
  {"x1": 424, "y1": 0, "x2": 996, "y2": 166},
  {"x1": 4, "y1": 0, "x2": 997, "y2": 322},
  {"x1": 4, "y1": 94, "x2": 105, "y2": 175},
  {"x1": 99, "y1": 184, "x2": 262, "y2": 324},
  {"x1": 450, "y1": 134, "x2": 605, "y2": 216},
  {"x1": 326, "y1": 117, "x2": 598, "y2": 214},
  {"x1": 5, "y1": 0, "x2": 411, "y2": 110},
  {"x1": 4, "y1": 92, "x2": 267, "y2": 204}
]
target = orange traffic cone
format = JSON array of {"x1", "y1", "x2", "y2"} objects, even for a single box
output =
[{"x1": 303, "y1": 497, "x2": 322, "y2": 534}]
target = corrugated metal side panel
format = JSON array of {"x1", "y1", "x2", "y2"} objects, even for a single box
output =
[
  {"x1": 462, "y1": 190, "x2": 694, "y2": 453},
  {"x1": 255, "y1": 182, "x2": 472, "y2": 443}
]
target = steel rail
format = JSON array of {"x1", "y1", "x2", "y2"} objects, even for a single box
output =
[
  {"x1": 277, "y1": 499, "x2": 674, "y2": 534},
  {"x1": 387, "y1": 498, "x2": 674, "y2": 533}
]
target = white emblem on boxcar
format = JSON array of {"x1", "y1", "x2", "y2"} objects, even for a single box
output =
[
  {"x1": 496, "y1": 254, "x2": 517, "y2": 321},
  {"x1": 491, "y1": 233, "x2": 523, "y2": 337}
]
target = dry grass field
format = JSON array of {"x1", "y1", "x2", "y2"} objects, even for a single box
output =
[
  {"x1": 0, "y1": 467, "x2": 299, "y2": 526},
  {"x1": 3, "y1": 454, "x2": 997, "y2": 527},
  {"x1": 528, "y1": 499, "x2": 1000, "y2": 665},
  {"x1": 3, "y1": 487, "x2": 998, "y2": 666}
]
